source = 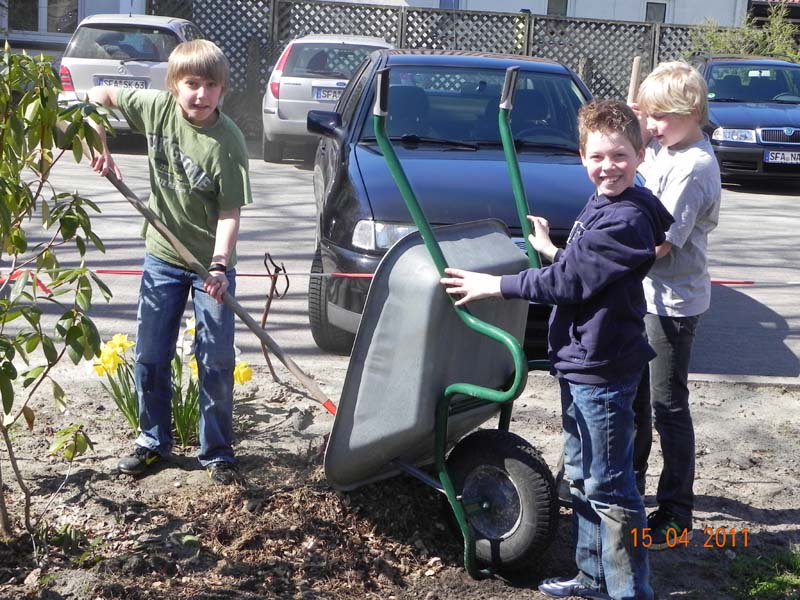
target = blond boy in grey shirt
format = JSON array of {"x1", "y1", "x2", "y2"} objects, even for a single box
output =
[{"x1": 632, "y1": 61, "x2": 722, "y2": 550}]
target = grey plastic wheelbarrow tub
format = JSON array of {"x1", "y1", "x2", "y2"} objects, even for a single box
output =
[{"x1": 324, "y1": 218, "x2": 530, "y2": 491}]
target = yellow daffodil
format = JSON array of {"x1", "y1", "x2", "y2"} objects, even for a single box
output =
[
  {"x1": 233, "y1": 361, "x2": 252, "y2": 385},
  {"x1": 184, "y1": 317, "x2": 196, "y2": 338},
  {"x1": 97, "y1": 343, "x2": 124, "y2": 375},
  {"x1": 108, "y1": 333, "x2": 134, "y2": 353},
  {"x1": 93, "y1": 334, "x2": 135, "y2": 376},
  {"x1": 188, "y1": 356, "x2": 198, "y2": 378}
]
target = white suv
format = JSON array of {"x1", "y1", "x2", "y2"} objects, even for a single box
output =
[
  {"x1": 58, "y1": 14, "x2": 204, "y2": 131},
  {"x1": 261, "y1": 34, "x2": 393, "y2": 162}
]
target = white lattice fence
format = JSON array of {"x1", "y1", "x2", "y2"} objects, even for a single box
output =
[
  {"x1": 530, "y1": 16, "x2": 655, "y2": 100},
  {"x1": 275, "y1": 0, "x2": 400, "y2": 45},
  {"x1": 404, "y1": 8, "x2": 527, "y2": 54},
  {"x1": 194, "y1": 0, "x2": 275, "y2": 91},
  {"x1": 148, "y1": 0, "x2": 700, "y2": 134},
  {"x1": 656, "y1": 24, "x2": 698, "y2": 64},
  {"x1": 192, "y1": 0, "x2": 276, "y2": 135}
]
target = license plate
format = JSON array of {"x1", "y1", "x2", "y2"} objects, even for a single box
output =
[
  {"x1": 764, "y1": 150, "x2": 800, "y2": 164},
  {"x1": 98, "y1": 78, "x2": 148, "y2": 89},
  {"x1": 313, "y1": 87, "x2": 343, "y2": 101}
]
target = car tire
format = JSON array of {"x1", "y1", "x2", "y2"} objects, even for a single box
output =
[
  {"x1": 308, "y1": 249, "x2": 355, "y2": 355},
  {"x1": 446, "y1": 429, "x2": 558, "y2": 573},
  {"x1": 262, "y1": 131, "x2": 283, "y2": 163}
]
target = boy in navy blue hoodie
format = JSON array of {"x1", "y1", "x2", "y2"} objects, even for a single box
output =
[{"x1": 441, "y1": 100, "x2": 673, "y2": 600}]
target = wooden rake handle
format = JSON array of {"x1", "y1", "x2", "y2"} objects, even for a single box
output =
[
  {"x1": 627, "y1": 55, "x2": 642, "y2": 105},
  {"x1": 62, "y1": 122, "x2": 336, "y2": 414}
]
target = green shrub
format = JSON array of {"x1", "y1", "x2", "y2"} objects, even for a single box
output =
[{"x1": 691, "y1": 3, "x2": 800, "y2": 62}]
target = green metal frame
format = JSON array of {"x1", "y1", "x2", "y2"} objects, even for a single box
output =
[
  {"x1": 498, "y1": 66, "x2": 551, "y2": 373},
  {"x1": 371, "y1": 66, "x2": 542, "y2": 578}
]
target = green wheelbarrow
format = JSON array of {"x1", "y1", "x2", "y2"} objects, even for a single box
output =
[{"x1": 324, "y1": 66, "x2": 559, "y2": 578}]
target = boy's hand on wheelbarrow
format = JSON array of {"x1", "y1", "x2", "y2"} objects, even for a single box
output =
[
  {"x1": 440, "y1": 268, "x2": 502, "y2": 306},
  {"x1": 527, "y1": 215, "x2": 559, "y2": 262}
]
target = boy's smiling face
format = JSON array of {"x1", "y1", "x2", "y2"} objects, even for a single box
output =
[
  {"x1": 580, "y1": 130, "x2": 644, "y2": 197},
  {"x1": 175, "y1": 74, "x2": 222, "y2": 127}
]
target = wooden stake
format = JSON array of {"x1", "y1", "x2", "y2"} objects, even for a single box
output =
[{"x1": 627, "y1": 55, "x2": 642, "y2": 104}]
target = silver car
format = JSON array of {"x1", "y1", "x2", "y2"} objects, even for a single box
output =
[
  {"x1": 58, "y1": 14, "x2": 204, "y2": 131},
  {"x1": 261, "y1": 34, "x2": 393, "y2": 162}
]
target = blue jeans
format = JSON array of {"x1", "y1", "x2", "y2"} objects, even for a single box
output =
[
  {"x1": 560, "y1": 374, "x2": 653, "y2": 600},
  {"x1": 634, "y1": 313, "x2": 700, "y2": 521},
  {"x1": 134, "y1": 254, "x2": 236, "y2": 466}
]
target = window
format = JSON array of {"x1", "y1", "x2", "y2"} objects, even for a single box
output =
[
  {"x1": 9, "y1": 0, "x2": 37, "y2": 31},
  {"x1": 439, "y1": 0, "x2": 460, "y2": 8},
  {"x1": 547, "y1": 0, "x2": 568, "y2": 17},
  {"x1": 8, "y1": 0, "x2": 78, "y2": 34},
  {"x1": 359, "y1": 66, "x2": 587, "y2": 145},
  {"x1": 645, "y1": 2, "x2": 667, "y2": 23},
  {"x1": 64, "y1": 25, "x2": 182, "y2": 62}
]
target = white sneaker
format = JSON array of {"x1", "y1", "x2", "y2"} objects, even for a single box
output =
[{"x1": 538, "y1": 576, "x2": 612, "y2": 599}]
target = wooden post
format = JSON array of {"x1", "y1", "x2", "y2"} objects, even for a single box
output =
[{"x1": 627, "y1": 55, "x2": 642, "y2": 104}]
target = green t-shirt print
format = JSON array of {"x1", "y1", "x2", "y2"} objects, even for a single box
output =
[{"x1": 116, "y1": 89, "x2": 253, "y2": 269}]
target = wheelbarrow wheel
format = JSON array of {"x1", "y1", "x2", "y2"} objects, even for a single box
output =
[
  {"x1": 308, "y1": 249, "x2": 355, "y2": 354},
  {"x1": 446, "y1": 428, "x2": 557, "y2": 573}
]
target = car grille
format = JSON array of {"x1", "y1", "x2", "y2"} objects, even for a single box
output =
[
  {"x1": 721, "y1": 159, "x2": 758, "y2": 172},
  {"x1": 759, "y1": 128, "x2": 800, "y2": 145},
  {"x1": 763, "y1": 162, "x2": 800, "y2": 174}
]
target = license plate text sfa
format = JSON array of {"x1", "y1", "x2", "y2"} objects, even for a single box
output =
[{"x1": 764, "y1": 150, "x2": 800, "y2": 164}]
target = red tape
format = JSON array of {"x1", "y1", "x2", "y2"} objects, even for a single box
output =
[{"x1": 0, "y1": 270, "x2": 53, "y2": 294}]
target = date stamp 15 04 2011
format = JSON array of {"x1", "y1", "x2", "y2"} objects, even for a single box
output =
[{"x1": 631, "y1": 527, "x2": 749, "y2": 549}]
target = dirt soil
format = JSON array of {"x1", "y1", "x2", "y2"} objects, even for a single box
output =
[{"x1": 0, "y1": 361, "x2": 798, "y2": 600}]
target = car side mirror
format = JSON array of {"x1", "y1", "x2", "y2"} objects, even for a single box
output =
[{"x1": 307, "y1": 110, "x2": 344, "y2": 140}]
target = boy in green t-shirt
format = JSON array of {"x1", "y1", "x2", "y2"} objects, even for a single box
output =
[{"x1": 87, "y1": 39, "x2": 253, "y2": 485}]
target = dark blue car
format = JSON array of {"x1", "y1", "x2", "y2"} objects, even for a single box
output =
[
  {"x1": 306, "y1": 50, "x2": 595, "y2": 354},
  {"x1": 691, "y1": 54, "x2": 800, "y2": 180}
]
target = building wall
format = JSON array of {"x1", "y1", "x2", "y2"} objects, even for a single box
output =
[
  {"x1": 554, "y1": 0, "x2": 746, "y2": 26},
  {"x1": 284, "y1": 0, "x2": 746, "y2": 24},
  {"x1": 1, "y1": 0, "x2": 146, "y2": 54}
]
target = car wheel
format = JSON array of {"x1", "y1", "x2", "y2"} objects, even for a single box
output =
[
  {"x1": 446, "y1": 429, "x2": 558, "y2": 573},
  {"x1": 308, "y1": 249, "x2": 355, "y2": 354},
  {"x1": 262, "y1": 131, "x2": 283, "y2": 163}
]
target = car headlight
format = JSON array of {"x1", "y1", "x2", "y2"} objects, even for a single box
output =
[
  {"x1": 712, "y1": 128, "x2": 756, "y2": 143},
  {"x1": 352, "y1": 220, "x2": 417, "y2": 251}
]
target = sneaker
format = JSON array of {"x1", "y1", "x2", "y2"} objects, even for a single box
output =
[
  {"x1": 539, "y1": 576, "x2": 611, "y2": 599},
  {"x1": 647, "y1": 507, "x2": 693, "y2": 550},
  {"x1": 118, "y1": 446, "x2": 160, "y2": 475},
  {"x1": 207, "y1": 461, "x2": 244, "y2": 486}
]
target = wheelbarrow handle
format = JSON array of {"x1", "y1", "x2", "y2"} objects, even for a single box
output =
[
  {"x1": 373, "y1": 67, "x2": 390, "y2": 117},
  {"x1": 500, "y1": 65, "x2": 520, "y2": 110}
]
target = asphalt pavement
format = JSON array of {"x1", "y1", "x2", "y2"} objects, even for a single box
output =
[{"x1": 42, "y1": 138, "x2": 800, "y2": 387}]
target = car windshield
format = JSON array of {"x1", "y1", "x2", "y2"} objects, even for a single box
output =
[
  {"x1": 708, "y1": 64, "x2": 800, "y2": 103},
  {"x1": 358, "y1": 65, "x2": 587, "y2": 148},
  {"x1": 284, "y1": 43, "x2": 382, "y2": 79},
  {"x1": 65, "y1": 25, "x2": 181, "y2": 62}
]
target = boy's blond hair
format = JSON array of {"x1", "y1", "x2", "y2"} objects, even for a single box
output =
[
  {"x1": 166, "y1": 39, "x2": 230, "y2": 95},
  {"x1": 578, "y1": 100, "x2": 643, "y2": 154},
  {"x1": 637, "y1": 61, "x2": 708, "y2": 125}
]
